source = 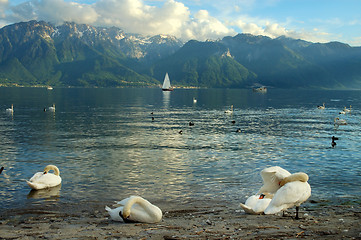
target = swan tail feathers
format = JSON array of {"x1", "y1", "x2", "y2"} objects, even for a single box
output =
[
  {"x1": 105, "y1": 206, "x2": 112, "y2": 212},
  {"x1": 27, "y1": 181, "x2": 42, "y2": 190},
  {"x1": 240, "y1": 203, "x2": 258, "y2": 215}
]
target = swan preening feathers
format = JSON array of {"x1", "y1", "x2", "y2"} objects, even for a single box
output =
[
  {"x1": 27, "y1": 165, "x2": 62, "y2": 190},
  {"x1": 240, "y1": 166, "x2": 311, "y2": 219},
  {"x1": 105, "y1": 196, "x2": 162, "y2": 223}
]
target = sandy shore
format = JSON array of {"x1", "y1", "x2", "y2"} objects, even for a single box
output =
[{"x1": 0, "y1": 199, "x2": 360, "y2": 239}]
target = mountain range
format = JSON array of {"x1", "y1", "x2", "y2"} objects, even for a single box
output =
[{"x1": 1, "y1": 20, "x2": 361, "y2": 89}]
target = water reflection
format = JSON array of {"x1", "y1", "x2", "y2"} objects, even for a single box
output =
[
  {"x1": 27, "y1": 184, "x2": 61, "y2": 200},
  {"x1": 162, "y1": 91, "x2": 171, "y2": 109}
]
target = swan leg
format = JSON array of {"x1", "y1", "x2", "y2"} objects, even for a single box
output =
[{"x1": 295, "y1": 206, "x2": 300, "y2": 220}]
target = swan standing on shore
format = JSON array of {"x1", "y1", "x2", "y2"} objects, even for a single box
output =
[
  {"x1": 240, "y1": 166, "x2": 291, "y2": 215},
  {"x1": 105, "y1": 196, "x2": 162, "y2": 223},
  {"x1": 264, "y1": 172, "x2": 311, "y2": 219},
  {"x1": 27, "y1": 165, "x2": 62, "y2": 190}
]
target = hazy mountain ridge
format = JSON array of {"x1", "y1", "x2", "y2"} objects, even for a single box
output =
[{"x1": 0, "y1": 20, "x2": 360, "y2": 89}]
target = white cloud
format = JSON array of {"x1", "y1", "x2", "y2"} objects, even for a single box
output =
[
  {"x1": 35, "y1": 0, "x2": 98, "y2": 25},
  {"x1": 1, "y1": 0, "x2": 356, "y2": 45},
  {"x1": 1, "y1": 0, "x2": 234, "y2": 41},
  {"x1": 182, "y1": 9, "x2": 235, "y2": 40}
]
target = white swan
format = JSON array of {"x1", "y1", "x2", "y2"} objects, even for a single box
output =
[
  {"x1": 224, "y1": 105, "x2": 233, "y2": 114},
  {"x1": 48, "y1": 104, "x2": 55, "y2": 112},
  {"x1": 6, "y1": 104, "x2": 14, "y2": 113},
  {"x1": 27, "y1": 165, "x2": 62, "y2": 190},
  {"x1": 264, "y1": 172, "x2": 311, "y2": 219},
  {"x1": 258, "y1": 166, "x2": 291, "y2": 195},
  {"x1": 317, "y1": 103, "x2": 325, "y2": 109},
  {"x1": 105, "y1": 196, "x2": 162, "y2": 223},
  {"x1": 240, "y1": 193, "x2": 273, "y2": 215},
  {"x1": 193, "y1": 98, "x2": 197, "y2": 103},
  {"x1": 344, "y1": 105, "x2": 351, "y2": 113},
  {"x1": 334, "y1": 117, "x2": 347, "y2": 126}
]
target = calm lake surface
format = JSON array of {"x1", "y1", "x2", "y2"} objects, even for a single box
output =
[{"x1": 0, "y1": 87, "x2": 360, "y2": 211}]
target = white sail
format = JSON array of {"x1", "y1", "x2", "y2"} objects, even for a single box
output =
[{"x1": 162, "y1": 73, "x2": 172, "y2": 90}]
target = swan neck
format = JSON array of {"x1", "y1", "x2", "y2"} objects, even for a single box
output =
[
  {"x1": 280, "y1": 172, "x2": 308, "y2": 186},
  {"x1": 44, "y1": 165, "x2": 60, "y2": 176},
  {"x1": 123, "y1": 196, "x2": 157, "y2": 219}
]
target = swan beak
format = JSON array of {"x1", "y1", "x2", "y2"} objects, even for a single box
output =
[{"x1": 259, "y1": 194, "x2": 265, "y2": 199}]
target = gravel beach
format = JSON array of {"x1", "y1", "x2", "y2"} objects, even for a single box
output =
[{"x1": 0, "y1": 199, "x2": 360, "y2": 239}]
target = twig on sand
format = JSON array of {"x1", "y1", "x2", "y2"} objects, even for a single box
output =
[
  {"x1": 257, "y1": 226, "x2": 280, "y2": 229},
  {"x1": 296, "y1": 230, "x2": 305, "y2": 237}
]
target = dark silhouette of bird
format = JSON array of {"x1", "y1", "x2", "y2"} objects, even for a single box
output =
[
  {"x1": 0, "y1": 166, "x2": 4, "y2": 174},
  {"x1": 236, "y1": 128, "x2": 241, "y2": 133},
  {"x1": 231, "y1": 120, "x2": 236, "y2": 124},
  {"x1": 189, "y1": 121, "x2": 194, "y2": 126},
  {"x1": 179, "y1": 130, "x2": 183, "y2": 135},
  {"x1": 331, "y1": 136, "x2": 338, "y2": 148}
]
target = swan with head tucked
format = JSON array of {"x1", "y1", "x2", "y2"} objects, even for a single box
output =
[
  {"x1": 105, "y1": 196, "x2": 162, "y2": 223},
  {"x1": 27, "y1": 165, "x2": 62, "y2": 190},
  {"x1": 240, "y1": 193, "x2": 273, "y2": 215},
  {"x1": 264, "y1": 172, "x2": 311, "y2": 219},
  {"x1": 258, "y1": 166, "x2": 291, "y2": 195}
]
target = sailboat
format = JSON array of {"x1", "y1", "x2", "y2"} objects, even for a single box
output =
[{"x1": 162, "y1": 73, "x2": 174, "y2": 91}]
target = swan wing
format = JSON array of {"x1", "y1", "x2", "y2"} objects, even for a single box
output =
[
  {"x1": 253, "y1": 198, "x2": 272, "y2": 213},
  {"x1": 29, "y1": 172, "x2": 44, "y2": 182},
  {"x1": 241, "y1": 195, "x2": 272, "y2": 214},
  {"x1": 240, "y1": 203, "x2": 258, "y2": 214},
  {"x1": 259, "y1": 166, "x2": 291, "y2": 194},
  {"x1": 264, "y1": 181, "x2": 311, "y2": 215},
  {"x1": 27, "y1": 173, "x2": 61, "y2": 189},
  {"x1": 116, "y1": 197, "x2": 132, "y2": 206},
  {"x1": 127, "y1": 205, "x2": 162, "y2": 223}
]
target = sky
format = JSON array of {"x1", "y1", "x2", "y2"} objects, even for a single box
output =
[{"x1": 1, "y1": 0, "x2": 360, "y2": 46}]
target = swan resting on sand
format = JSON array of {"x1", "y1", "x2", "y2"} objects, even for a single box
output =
[
  {"x1": 105, "y1": 196, "x2": 162, "y2": 223},
  {"x1": 240, "y1": 193, "x2": 273, "y2": 214}
]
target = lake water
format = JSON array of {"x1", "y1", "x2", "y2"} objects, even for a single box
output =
[{"x1": 0, "y1": 87, "x2": 360, "y2": 211}]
